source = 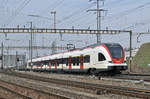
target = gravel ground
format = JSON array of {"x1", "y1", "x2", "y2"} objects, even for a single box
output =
[
  {"x1": 0, "y1": 73, "x2": 107, "y2": 99},
  {"x1": 14, "y1": 71, "x2": 145, "y2": 99},
  {"x1": 0, "y1": 87, "x2": 24, "y2": 99},
  {"x1": 18, "y1": 71, "x2": 150, "y2": 89}
]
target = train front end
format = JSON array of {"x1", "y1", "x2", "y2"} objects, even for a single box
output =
[{"x1": 105, "y1": 44, "x2": 128, "y2": 72}]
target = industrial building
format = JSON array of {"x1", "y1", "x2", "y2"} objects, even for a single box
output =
[{"x1": 0, "y1": 54, "x2": 26, "y2": 69}]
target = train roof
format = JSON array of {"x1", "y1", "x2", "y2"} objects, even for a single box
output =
[
  {"x1": 81, "y1": 43, "x2": 121, "y2": 50},
  {"x1": 28, "y1": 43, "x2": 121, "y2": 62}
]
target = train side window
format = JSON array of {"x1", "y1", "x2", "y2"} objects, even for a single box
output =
[
  {"x1": 56, "y1": 59, "x2": 59, "y2": 66},
  {"x1": 28, "y1": 62, "x2": 31, "y2": 66},
  {"x1": 58, "y1": 59, "x2": 62, "y2": 66},
  {"x1": 43, "y1": 60, "x2": 49, "y2": 66},
  {"x1": 32, "y1": 62, "x2": 34, "y2": 66},
  {"x1": 49, "y1": 61, "x2": 51, "y2": 66},
  {"x1": 62, "y1": 58, "x2": 66, "y2": 64},
  {"x1": 72, "y1": 57, "x2": 76, "y2": 66},
  {"x1": 57, "y1": 59, "x2": 62, "y2": 66},
  {"x1": 33, "y1": 62, "x2": 35, "y2": 66},
  {"x1": 35, "y1": 62, "x2": 39, "y2": 66},
  {"x1": 61, "y1": 58, "x2": 63, "y2": 64},
  {"x1": 35, "y1": 62, "x2": 38, "y2": 66},
  {"x1": 66, "y1": 58, "x2": 68, "y2": 66},
  {"x1": 43, "y1": 61, "x2": 45, "y2": 65},
  {"x1": 98, "y1": 53, "x2": 106, "y2": 61},
  {"x1": 62, "y1": 58, "x2": 64, "y2": 64},
  {"x1": 84, "y1": 55, "x2": 90, "y2": 63},
  {"x1": 53, "y1": 60, "x2": 55, "y2": 66},
  {"x1": 77, "y1": 57, "x2": 80, "y2": 66},
  {"x1": 46, "y1": 61, "x2": 49, "y2": 65},
  {"x1": 52, "y1": 60, "x2": 55, "y2": 66}
]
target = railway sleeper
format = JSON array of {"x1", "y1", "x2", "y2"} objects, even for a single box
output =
[
  {"x1": 96, "y1": 89, "x2": 110, "y2": 95},
  {"x1": 101, "y1": 89, "x2": 150, "y2": 99},
  {"x1": 3, "y1": 71, "x2": 150, "y2": 99}
]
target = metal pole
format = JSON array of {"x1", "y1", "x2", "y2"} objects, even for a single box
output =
[
  {"x1": 51, "y1": 11, "x2": 56, "y2": 29},
  {"x1": 87, "y1": 0, "x2": 105, "y2": 43},
  {"x1": 16, "y1": 51, "x2": 18, "y2": 70},
  {"x1": 98, "y1": 8, "x2": 101, "y2": 43},
  {"x1": 24, "y1": 52, "x2": 27, "y2": 72},
  {"x1": 1, "y1": 43, "x2": 3, "y2": 70},
  {"x1": 129, "y1": 31, "x2": 132, "y2": 72},
  {"x1": 30, "y1": 22, "x2": 33, "y2": 69},
  {"x1": 54, "y1": 12, "x2": 56, "y2": 29},
  {"x1": 29, "y1": 40, "x2": 30, "y2": 60},
  {"x1": 97, "y1": 0, "x2": 100, "y2": 43}
]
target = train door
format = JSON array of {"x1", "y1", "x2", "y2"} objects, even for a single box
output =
[
  {"x1": 80, "y1": 55, "x2": 84, "y2": 69},
  {"x1": 96, "y1": 52, "x2": 107, "y2": 67},
  {"x1": 36, "y1": 62, "x2": 38, "y2": 70},
  {"x1": 49, "y1": 60, "x2": 51, "y2": 69},
  {"x1": 61, "y1": 58, "x2": 64, "y2": 69},
  {"x1": 30, "y1": 63, "x2": 33, "y2": 70},
  {"x1": 69, "y1": 56, "x2": 72, "y2": 69},
  {"x1": 40, "y1": 62, "x2": 43, "y2": 71},
  {"x1": 91, "y1": 51, "x2": 97, "y2": 66},
  {"x1": 55, "y1": 59, "x2": 57, "y2": 69},
  {"x1": 62, "y1": 57, "x2": 67, "y2": 69}
]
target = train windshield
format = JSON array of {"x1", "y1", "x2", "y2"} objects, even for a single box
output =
[{"x1": 108, "y1": 46, "x2": 123, "y2": 58}]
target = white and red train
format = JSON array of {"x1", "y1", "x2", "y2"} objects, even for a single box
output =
[{"x1": 27, "y1": 43, "x2": 128, "y2": 74}]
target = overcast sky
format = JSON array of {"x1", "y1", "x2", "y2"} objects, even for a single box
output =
[{"x1": 0, "y1": 0, "x2": 150, "y2": 58}]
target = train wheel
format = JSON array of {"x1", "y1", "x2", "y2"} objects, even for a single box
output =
[
  {"x1": 89, "y1": 68, "x2": 96, "y2": 76},
  {"x1": 113, "y1": 70, "x2": 121, "y2": 74}
]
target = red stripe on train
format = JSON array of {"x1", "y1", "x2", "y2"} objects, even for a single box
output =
[
  {"x1": 49, "y1": 61, "x2": 51, "y2": 69},
  {"x1": 69, "y1": 57, "x2": 72, "y2": 69},
  {"x1": 101, "y1": 45, "x2": 125, "y2": 64},
  {"x1": 55, "y1": 59, "x2": 57, "y2": 69},
  {"x1": 80, "y1": 56, "x2": 84, "y2": 69}
]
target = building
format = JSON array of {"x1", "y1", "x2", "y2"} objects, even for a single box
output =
[{"x1": 0, "y1": 54, "x2": 26, "y2": 69}]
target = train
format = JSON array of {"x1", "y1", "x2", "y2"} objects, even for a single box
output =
[{"x1": 27, "y1": 43, "x2": 128, "y2": 75}]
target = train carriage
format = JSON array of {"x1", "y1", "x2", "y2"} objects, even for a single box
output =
[{"x1": 27, "y1": 43, "x2": 128, "y2": 75}]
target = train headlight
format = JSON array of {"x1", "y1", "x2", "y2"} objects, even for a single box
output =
[{"x1": 108, "y1": 61, "x2": 113, "y2": 63}]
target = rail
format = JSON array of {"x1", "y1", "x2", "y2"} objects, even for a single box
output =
[
  {"x1": 0, "y1": 71, "x2": 69, "y2": 99},
  {"x1": 105, "y1": 73, "x2": 150, "y2": 82},
  {"x1": 0, "y1": 70, "x2": 150, "y2": 99},
  {"x1": 0, "y1": 83, "x2": 32, "y2": 99}
]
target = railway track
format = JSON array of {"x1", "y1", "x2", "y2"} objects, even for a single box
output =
[
  {"x1": 0, "y1": 71, "x2": 70, "y2": 99},
  {"x1": 104, "y1": 73, "x2": 150, "y2": 82},
  {"x1": 125, "y1": 72, "x2": 150, "y2": 76},
  {"x1": 0, "y1": 70, "x2": 150, "y2": 99},
  {"x1": 0, "y1": 82, "x2": 32, "y2": 99}
]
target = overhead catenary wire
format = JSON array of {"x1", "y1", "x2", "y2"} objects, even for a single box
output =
[
  {"x1": 5, "y1": 0, "x2": 31, "y2": 26},
  {"x1": 123, "y1": 17, "x2": 150, "y2": 30},
  {"x1": 99, "y1": 2, "x2": 150, "y2": 29},
  {"x1": 57, "y1": 2, "x2": 96, "y2": 26},
  {"x1": 40, "y1": 0, "x2": 65, "y2": 15},
  {"x1": 2, "y1": 0, "x2": 31, "y2": 40},
  {"x1": 119, "y1": 2, "x2": 150, "y2": 17},
  {"x1": 57, "y1": 0, "x2": 105, "y2": 29},
  {"x1": 99, "y1": 2, "x2": 150, "y2": 33},
  {"x1": 65, "y1": 0, "x2": 106, "y2": 29},
  {"x1": 63, "y1": 4, "x2": 96, "y2": 27},
  {"x1": 104, "y1": 1, "x2": 150, "y2": 23}
]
